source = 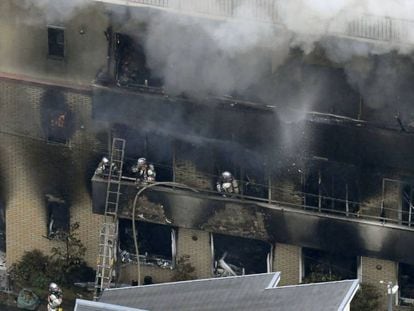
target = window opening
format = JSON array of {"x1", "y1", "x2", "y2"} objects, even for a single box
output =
[
  {"x1": 212, "y1": 233, "x2": 271, "y2": 277},
  {"x1": 302, "y1": 247, "x2": 357, "y2": 283},
  {"x1": 48, "y1": 26, "x2": 65, "y2": 58},
  {"x1": 119, "y1": 219, "x2": 175, "y2": 269},
  {"x1": 115, "y1": 33, "x2": 162, "y2": 88},
  {"x1": 400, "y1": 263, "x2": 414, "y2": 305},
  {"x1": 46, "y1": 194, "x2": 69, "y2": 240}
]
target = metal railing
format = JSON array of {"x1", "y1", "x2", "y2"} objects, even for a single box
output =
[
  {"x1": 95, "y1": 0, "x2": 414, "y2": 45},
  {"x1": 100, "y1": 161, "x2": 414, "y2": 229},
  {"x1": 122, "y1": 0, "x2": 278, "y2": 23},
  {"x1": 345, "y1": 14, "x2": 414, "y2": 43}
]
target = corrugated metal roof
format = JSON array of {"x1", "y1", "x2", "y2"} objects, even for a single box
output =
[{"x1": 99, "y1": 272, "x2": 359, "y2": 311}]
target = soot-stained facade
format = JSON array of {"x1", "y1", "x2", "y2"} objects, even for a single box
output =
[{"x1": 4, "y1": 0, "x2": 414, "y2": 307}]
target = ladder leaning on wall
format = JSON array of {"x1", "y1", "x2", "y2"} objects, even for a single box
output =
[{"x1": 93, "y1": 138, "x2": 126, "y2": 301}]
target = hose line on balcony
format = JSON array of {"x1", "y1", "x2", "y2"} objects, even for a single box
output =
[{"x1": 131, "y1": 182, "x2": 199, "y2": 285}]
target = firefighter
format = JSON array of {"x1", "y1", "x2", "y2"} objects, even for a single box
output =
[
  {"x1": 216, "y1": 171, "x2": 239, "y2": 196},
  {"x1": 47, "y1": 282, "x2": 63, "y2": 311},
  {"x1": 95, "y1": 157, "x2": 118, "y2": 177},
  {"x1": 132, "y1": 157, "x2": 156, "y2": 184}
]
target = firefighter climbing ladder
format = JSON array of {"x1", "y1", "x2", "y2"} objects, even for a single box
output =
[{"x1": 94, "y1": 138, "x2": 126, "y2": 300}]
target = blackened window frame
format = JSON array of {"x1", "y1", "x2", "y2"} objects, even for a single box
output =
[
  {"x1": 119, "y1": 219, "x2": 176, "y2": 267},
  {"x1": 46, "y1": 195, "x2": 69, "y2": 240},
  {"x1": 47, "y1": 26, "x2": 65, "y2": 59},
  {"x1": 211, "y1": 233, "x2": 272, "y2": 276},
  {"x1": 302, "y1": 247, "x2": 358, "y2": 283}
]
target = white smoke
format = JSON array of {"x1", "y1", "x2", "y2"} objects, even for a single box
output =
[
  {"x1": 16, "y1": 0, "x2": 92, "y2": 24},
  {"x1": 16, "y1": 0, "x2": 414, "y2": 122}
]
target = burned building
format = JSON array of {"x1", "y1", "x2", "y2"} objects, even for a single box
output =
[{"x1": 2, "y1": 0, "x2": 414, "y2": 308}]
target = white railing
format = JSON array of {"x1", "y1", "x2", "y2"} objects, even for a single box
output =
[
  {"x1": 96, "y1": 0, "x2": 278, "y2": 23},
  {"x1": 345, "y1": 15, "x2": 414, "y2": 43},
  {"x1": 94, "y1": 0, "x2": 414, "y2": 45}
]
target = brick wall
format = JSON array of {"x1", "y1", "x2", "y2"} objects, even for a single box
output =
[
  {"x1": 0, "y1": 78, "x2": 104, "y2": 268},
  {"x1": 176, "y1": 228, "x2": 212, "y2": 279},
  {"x1": 360, "y1": 256, "x2": 398, "y2": 309},
  {"x1": 273, "y1": 243, "x2": 302, "y2": 285},
  {"x1": 174, "y1": 160, "x2": 213, "y2": 190}
]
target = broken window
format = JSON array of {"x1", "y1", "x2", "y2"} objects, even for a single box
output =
[
  {"x1": 46, "y1": 110, "x2": 73, "y2": 145},
  {"x1": 302, "y1": 247, "x2": 357, "y2": 283},
  {"x1": 119, "y1": 219, "x2": 176, "y2": 268},
  {"x1": 48, "y1": 26, "x2": 65, "y2": 58},
  {"x1": 303, "y1": 160, "x2": 359, "y2": 216},
  {"x1": 399, "y1": 263, "x2": 414, "y2": 305},
  {"x1": 212, "y1": 233, "x2": 271, "y2": 277},
  {"x1": 46, "y1": 194, "x2": 69, "y2": 240},
  {"x1": 41, "y1": 89, "x2": 74, "y2": 145},
  {"x1": 115, "y1": 33, "x2": 162, "y2": 88}
]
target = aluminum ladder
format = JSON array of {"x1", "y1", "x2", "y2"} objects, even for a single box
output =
[{"x1": 94, "y1": 138, "x2": 126, "y2": 300}]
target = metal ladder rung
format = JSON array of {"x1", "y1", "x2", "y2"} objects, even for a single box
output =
[{"x1": 95, "y1": 138, "x2": 125, "y2": 300}]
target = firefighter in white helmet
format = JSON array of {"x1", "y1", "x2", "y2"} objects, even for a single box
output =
[
  {"x1": 216, "y1": 171, "x2": 239, "y2": 196},
  {"x1": 95, "y1": 156, "x2": 118, "y2": 177},
  {"x1": 47, "y1": 282, "x2": 63, "y2": 311},
  {"x1": 132, "y1": 157, "x2": 156, "y2": 184}
]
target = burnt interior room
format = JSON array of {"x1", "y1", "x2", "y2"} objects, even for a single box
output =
[
  {"x1": 303, "y1": 160, "x2": 360, "y2": 215},
  {"x1": 302, "y1": 247, "x2": 357, "y2": 282},
  {"x1": 119, "y1": 219, "x2": 175, "y2": 265},
  {"x1": 111, "y1": 125, "x2": 173, "y2": 182},
  {"x1": 115, "y1": 33, "x2": 162, "y2": 88},
  {"x1": 399, "y1": 263, "x2": 414, "y2": 303},
  {"x1": 212, "y1": 233, "x2": 271, "y2": 276},
  {"x1": 41, "y1": 88, "x2": 74, "y2": 145},
  {"x1": 46, "y1": 194, "x2": 69, "y2": 240}
]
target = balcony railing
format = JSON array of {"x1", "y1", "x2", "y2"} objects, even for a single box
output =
[
  {"x1": 95, "y1": 0, "x2": 414, "y2": 45},
  {"x1": 345, "y1": 14, "x2": 414, "y2": 43},
  {"x1": 95, "y1": 160, "x2": 414, "y2": 228}
]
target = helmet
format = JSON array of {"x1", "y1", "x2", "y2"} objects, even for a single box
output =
[
  {"x1": 137, "y1": 158, "x2": 147, "y2": 166},
  {"x1": 222, "y1": 171, "x2": 232, "y2": 180},
  {"x1": 49, "y1": 282, "x2": 59, "y2": 293},
  {"x1": 102, "y1": 157, "x2": 109, "y2": 164}
]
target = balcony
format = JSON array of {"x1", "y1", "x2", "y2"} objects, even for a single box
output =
[
  {"x1": 92, "y1": 172, "x2": 414, "y2": 265},
  {"x1": 94, "y1": 0, "x2": 414, "y2": 46}
]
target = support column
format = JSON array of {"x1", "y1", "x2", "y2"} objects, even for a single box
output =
[
  {"x1": 273, "y1": 243, "x2": 302, "y2": 285},
  {"x1": 177, "y1": 228, "x2": 212, "y2": 279}
]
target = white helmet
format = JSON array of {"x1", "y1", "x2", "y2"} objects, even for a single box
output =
[
  {"x1": 49, "y1": 282, "x2": 59, "y2": 292},
  {"x1": 102, "y1": 157, "x2": 109, "y2": 164},
  {"x1": 222, "y1": 171, "x2": 232, "y2": 180},
  {"x1": 137, "y1": 157, "x2": 147, "y2": 166}
]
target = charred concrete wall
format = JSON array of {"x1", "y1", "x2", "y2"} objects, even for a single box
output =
[
  {"x1": 0, "y1": 0, "x2": 108, "y2": 85},
  {"x1": 0, "y1": 78, "x2": 104, "y2": 267}
]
